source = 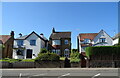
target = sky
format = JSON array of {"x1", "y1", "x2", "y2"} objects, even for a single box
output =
[{"x1": 2, "y1": 2, "x2": 118, "y2": 49}]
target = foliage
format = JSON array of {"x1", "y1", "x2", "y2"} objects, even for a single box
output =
[
  {"x1": 0, "y1": 58, "x2": 34, "y2": 63},
  {"x1": 35, "y1": 52, "x2": 60, "y2": 61},
  {"x1": 40, "y1": 48, "x2": 48, "y2": 53},
  {"x1": 21, "y1": 59, "x2": 35, "y2": 62},
  {"x1": 85, "y1": 46, "x2": 120, "y2": 58},
  {"x1": 0, "y1": 58, "x2": 22, "y2": 63},
  {"x1": 60, "y1": 57, "x2": 70, "y2": 60},
  {"x1": 71, "y1": 49, "x2": 78, "y2": 53},
  {"x1": 70, "y1": 50, "x2": 80, "y2": 63}
]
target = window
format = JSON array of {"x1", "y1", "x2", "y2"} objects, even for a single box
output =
[
  {"x1": 84, "y1": 39, "x2": 91, "y2": 43},
  {"x1": 64, "y1": 49, "x2": 69, "y2": 57},
  {"x1": 52, "y1": 40, "x2": 60, "y2": 45},
  {"x1": 100, "y1": 38, "x2": 106, "y2": 43},
  {"x1": 52, "y1": 49, "x2": 60, "y2": 55},
  {"x1": 17, "y1": 40, "x2": 23, "y2": 46},
  {"x1": 30, "y1": 40, "x2": 36, "y2": 45},
  {"x1": 64, "y1": 40, "x2": 68, "y2": 44}
]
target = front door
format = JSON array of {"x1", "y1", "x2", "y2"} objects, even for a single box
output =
[{"x1": 26, "y1": 49, "x2": 32, "y2": 58}]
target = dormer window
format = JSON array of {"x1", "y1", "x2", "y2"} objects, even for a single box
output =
[
  {"x1": 84, "y1": 39, "x2": 91, "y2": 43},
  {"x1": 99, "y1": 38, "x2": 106, "y2": 43}
]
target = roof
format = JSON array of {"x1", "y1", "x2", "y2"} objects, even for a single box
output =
[
  {"x1": 16, "y1": 35, "x2": 28, "y2": 40},
  {"x1": 50, "y1": 32, "x2": 71, "y2": 39},
  {"x1": 113, "y1": 33, "x2": 120, "y2": 39},
  {"x1": 79, "y1": 33, "x2": 98, "y2": 41},
  {"x1": 15, "y1": 31, "x2": 48, "y2": 41},
  {"x1": 0, "y1": 35, "x2": 11, "y2": 44}
]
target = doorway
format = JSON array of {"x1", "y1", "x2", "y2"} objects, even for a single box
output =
[{"x1": 26, "y1": 49, "x2": 32, "y2": 58}]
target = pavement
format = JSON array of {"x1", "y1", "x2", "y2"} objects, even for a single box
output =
[{"x1": 1, "y1": 68, "x2": 120, "y2": 78}]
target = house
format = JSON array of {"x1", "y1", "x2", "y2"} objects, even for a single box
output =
[
  {"x1": 78, "y1": 29, "x2": 113, "y2": 54},
  {"x1": 0, "y1": 31, "x2": 14, "y2": 59},
  {"x1": 13, "y1": 31, "x2": 48, "y2": 59},
  {"x1": 77, "y1": 30, "x2": 113, "y2": 67},
  {"x1": 48, "y1": 28, "x2": 71, "y2": 57},
  {"x1": 113, "y1": 33, "x2": 120, "y2": 45}
]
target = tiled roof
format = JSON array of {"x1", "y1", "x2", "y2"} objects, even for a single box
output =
[
  {"x1": 15, "y1": 31, "x2": 48, "y2": 41},
  {"x1": 50, "y1": 32, "x2": 71, "y2": 39},
  {"x1": 79, "y1": 33, "x2": 98, "y2": 41},
  {"x1": 0, "y1": 35, "x2": 11, "y2": 44},
  {"x1": 16, "y1": 35, "x2": 28, "y2": 39}
]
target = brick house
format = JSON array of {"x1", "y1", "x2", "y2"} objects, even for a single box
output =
[
  {"x1": 48, "y1": 28, "x2": 71, "y2": 57},
  {"x1": 0, "y1": 31, "x2": 14, "y2": 59}
]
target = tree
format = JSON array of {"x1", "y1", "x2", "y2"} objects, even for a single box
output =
[{"x1": 118, "y1": 38, "x2": 120, "y2": 45}]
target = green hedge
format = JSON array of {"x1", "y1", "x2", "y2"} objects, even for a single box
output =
[
  {"x1": 0, "y1": 58, "x2": 35, "y2": 63},
  {"x1": 35, "y1": 53, "x2": 60, "y2": 61},
  {"x1": 86, "y1": 46, "x2": 120, "y2": 58}
]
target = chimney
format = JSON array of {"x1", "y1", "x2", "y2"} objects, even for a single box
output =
[
  {"x1": 52, "y1": 27, "x2": 55, "y2": 33},
  {"x1": 19, "y1": 33, "x2": 22, "y2": 37},
  {"x1": 10, "y1": 31, "x2": 14, "y2": 37},
  {"x1": 40, "y1": 33, "x2": 44, "y2": 38}
]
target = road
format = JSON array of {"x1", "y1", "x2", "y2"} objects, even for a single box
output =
[{"x1": 1, "y1": 68, "x2": 120, "y2": 78}]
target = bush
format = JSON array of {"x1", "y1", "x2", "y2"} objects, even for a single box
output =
[
  {"x1": 70, "y1": 51, "x2": 80, "y2": 63},
  {"x1": 35, "y1": 52, "x2": 60, "y2": 62},
  {"x1": 40, "y1": 48, "x2": 47, "y2": 53},
  {"x1": 85, "y1": 46, "x2": 120, "y2": 58}
]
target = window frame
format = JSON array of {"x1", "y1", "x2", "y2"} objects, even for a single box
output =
[
  {"x1": 64, "y1": 40, "x2": 69, "y2": 44},
  {"x1": 30, "y1": 40, "x2": 36, "y2": 46}
]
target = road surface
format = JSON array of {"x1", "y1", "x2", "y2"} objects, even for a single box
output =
[{"x1": 1, "y1": 68, "x2": 120, "y2": 78}]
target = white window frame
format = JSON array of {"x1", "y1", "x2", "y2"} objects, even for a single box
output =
[{"x1": 52, "y1": 40, "x2": 60, "y2": 45}]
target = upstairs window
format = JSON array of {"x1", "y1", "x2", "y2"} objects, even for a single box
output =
[
  {"x1": 17, "y1": 40, "x2": 23, "y2": 46},
  {"x1": 52, "y1": 40, "x2": 60, "y2": 45},
  {"x1": 100, "y1": 38, "x2": 106, "y2": 43},
  {"x1": 64, "y1": 40, "x2": 68, "y2": 44},
  {"x1": 84, "y1": 39, "x2": 91, "y2": 43},
  {"x1": 30, "y1": 40, "x2": 36, "y2": 46}
]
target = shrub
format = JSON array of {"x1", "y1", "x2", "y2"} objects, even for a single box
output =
[
  {"x1": 70, "y1": 51, "x2": 80, "y2": 63},
  {"x1": 85, "y1": 46, "x2": 120, "y2": 58},
  {"x1": 35, "y1": 52, "x2": 60, "y2": 62},
  {"x1": 40, "y1": 48, "x2": 47, "y2": 53},
  {"x1": 21, "y1": 59, "x2": 35, "y2": 62}
]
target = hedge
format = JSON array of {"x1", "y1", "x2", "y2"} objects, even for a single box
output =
[
  {"x1": 86, "y1": 46, "x2": 120, "y2": 58},
  {"x1": 35, "y1": 53, "x2": 60, "y2": 61}
]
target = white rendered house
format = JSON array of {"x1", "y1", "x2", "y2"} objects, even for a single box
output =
[
  {"x1": 77, "y1": 30, "x2": 113, "y2": 53},
  {"x1": 13, "y1": 31, "x2": 48, "y2": 59}
]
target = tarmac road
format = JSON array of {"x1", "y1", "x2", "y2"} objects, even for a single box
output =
[{"x1": 1, "y1": 68, "x2": 120, "y2": 78}]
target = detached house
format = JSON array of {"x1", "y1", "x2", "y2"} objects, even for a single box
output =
[
  {"x1": 78, "y1": 30, "x2": 113, "y2": 54},
  {"x1": 48, "y1": 28, "x2": 71, "y2": 57},
  {"x1": 13, "y1": 31, "x2": 48, "y2": 59},
  {"x1": 0, "y1": 31, "x2": 14, "y2": 59}
]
